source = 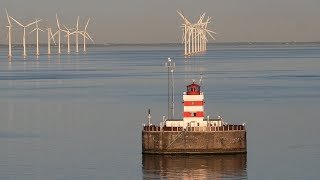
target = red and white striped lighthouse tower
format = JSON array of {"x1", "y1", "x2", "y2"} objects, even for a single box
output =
[{"x1": 183, "y1": 81, "x2": 205, "y2": 128}]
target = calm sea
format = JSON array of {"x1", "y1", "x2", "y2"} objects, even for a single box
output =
[{"x1": 0, "y1": 43, "x2": 320, "y2": 179}]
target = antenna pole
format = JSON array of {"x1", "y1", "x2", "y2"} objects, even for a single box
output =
[
  {"x1": 165, "y1": 58, "x2": 175, "y2": 120},
  {"x1": 148, "y1": 108, "x2": 151, "y2": 126},
  {"x1": 171, "y1": 67, "x2": 175, "y2": 118}
]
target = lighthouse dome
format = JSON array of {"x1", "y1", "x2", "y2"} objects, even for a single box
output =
[{"x1": 187, "y1": 82, "x2": 201, "y2": 95}]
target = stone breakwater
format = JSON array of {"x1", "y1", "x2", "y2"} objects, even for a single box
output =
[{"x1": 142, "y1": 127, "x2": 246, "y2": 154}]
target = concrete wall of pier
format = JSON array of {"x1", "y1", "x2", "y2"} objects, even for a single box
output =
[{"x1": 142, "y1": 130, "x2": 246, "y2": 154}]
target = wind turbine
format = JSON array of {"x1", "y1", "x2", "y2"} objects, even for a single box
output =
[
  {"x1": 69, "y1": 16, "x2": 81, "y2": 53},
  {"x1": 30, "y1": 19, "x2": 43, "y2": 56},
  {"x1": 177, "y1": 11, "x2": 191, "y2": 56},
  {"x1": 5, "y1": 9, "x2": 13, "y2": 58},
  {"x1": 10, "y1": 17, "x2": 41, "y2": 57},
  {"x1": 80, "y1": 18, "x2": 94, "y2": 52},
  {"x1": 61, "y1": 25, "x2": 73, "y2": 54}
]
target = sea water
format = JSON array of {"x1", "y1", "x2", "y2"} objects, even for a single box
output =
[{"x1": 0, "y1": 43, "x2": 320, "y2": 179}]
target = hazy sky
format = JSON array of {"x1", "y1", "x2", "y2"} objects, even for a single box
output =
[{"x1": 1, "y1": 0, "x2": 320, "y2": 44}]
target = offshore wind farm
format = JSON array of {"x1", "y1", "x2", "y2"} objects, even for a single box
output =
[
  {"x1": 177, "y1": 11, "x2": 216, "y2": 56},
  {"x1": 3, "y1": 9, "x2": 94, "y2": 60},
  {"x1": 1, "y1": 9, "x2": 216, "y2": 59}
]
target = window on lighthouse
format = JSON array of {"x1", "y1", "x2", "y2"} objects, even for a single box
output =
[{"x1": 191, "y1": 112, "x2": 197, "y2": 117}]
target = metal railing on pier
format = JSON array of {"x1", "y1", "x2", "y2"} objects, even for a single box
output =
[{"x1": 143, "y1": 125, "x2": 245, "y2": 132}]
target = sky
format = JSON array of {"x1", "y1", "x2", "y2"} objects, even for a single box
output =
[{"x1": 1, "y1": 0, "x2": 320, "y2": 44}]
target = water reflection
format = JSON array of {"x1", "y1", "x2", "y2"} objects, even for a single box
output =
[{"x1": 142, "y1": 154, "x2": 247, "y2": 179}]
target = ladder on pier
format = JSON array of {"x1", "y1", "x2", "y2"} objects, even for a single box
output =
[{"x1": 166, "y1": 131, "x2": 185, "y2": 149}]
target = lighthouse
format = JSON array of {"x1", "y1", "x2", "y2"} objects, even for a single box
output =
[
  {"x1": 182, "y1": 82, "x2": 205, "y2": 128},
  {"x1": 165, "y1": 80, "x2": 224, "y2": 128}
]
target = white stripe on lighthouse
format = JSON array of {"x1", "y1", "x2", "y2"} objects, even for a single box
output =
[
  {"x1": 183, "y1": 94, "x2": 204, "y2": 101},
  {"x1": 184, "y1": 106, "x2": 204, "y2": 112}
]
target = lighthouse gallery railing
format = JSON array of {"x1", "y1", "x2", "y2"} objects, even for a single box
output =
[{"x1": 143, "y1": 125, "x2": 245, "y2": 132}]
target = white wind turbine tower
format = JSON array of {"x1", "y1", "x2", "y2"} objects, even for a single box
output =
[
  {"x1": 30, "y1": 19, "x2": 43, "y2": 56},
  {"x1": 186, "y1": 24, "x2": 192, "y2": 55},
  {"x1": 47, "y1": 27, "x2": 56, "y2": 55},
  {"x1": 80, "y1": 18, "x2": 94, "y2": 52},
  {"x1": 191, "y1": 25, "x2": 195, "y2": 54},
  {"x1": 10, "y1": 17, "x2": 41, "y2": 57},
  {"x1": 75, "y1": 16, "x2": 80, "y2": 53},
  {"x1": 5, "y1": 9, "x2": 13, "y2": 58}
]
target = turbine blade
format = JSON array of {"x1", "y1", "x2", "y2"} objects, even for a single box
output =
[
  {"x1": 203, "y1": 36, "x2": 209, "y2": 42},
  {"x1": 85, "y1": 32, "x2": 94, "y2": 42},
  {"x1": 84, "y1": 18, "x2": 90, "y2": 30},
  {"x1": 60, "y1": 29, "x2": 68, "y2": 33},
  {"x1": 205, "y1": 29, "x2": 217, "y2": 34},
  {"x1": 200, "y1": 31, "x2": 208, "y2": 41},
  {"x1": 77, "y1": 16, "x2": 79, "y2": 30},
  {"x1": 26, "y1": 19, "x2": 42, "y2": 27},
  {"x1": 177, "y1": 10, "x2": 191, "y2": 24},
  {"x1": 206, "y1": 31, "x2": 216, "y2": 40},
  {"x1": 51, "y1": 31, "x2": 56, "y2": 44},
  {"x1": 52, "y1": 30, "x2": 58, "y2": 37},
  {"x1": 63, "y1": 25, "x2": 74, "y2": 32},
  {"x1": 5, "y1": 9, "x2": 12, "y2": 26},
  {"x1": 177, "y1": 11, "x2": 186, "y2": 20},
  {"x1": 63, "y1": 25, "x2": 69, "y2": 31},
  {"x1": 197, "y1": 13, "x2": 206, "y2": 23},
  {"x1": 10, "y1": 17, "x2": 24, "y2": 27},
  {"x1": 56, "y1": 14, "x2": 61, "y2": 29},
  {"x1": 30, "y1": 28, "x2": 37, "y2": 34}
]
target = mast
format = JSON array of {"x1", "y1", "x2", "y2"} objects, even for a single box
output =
[{"x1": 165, "y1": 58, "x2": 175, "y2": 120}]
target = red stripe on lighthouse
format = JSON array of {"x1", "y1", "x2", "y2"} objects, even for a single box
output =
[
  {"x1": 183, "y1": 111, "x2": 204, "y2": 117},
  {"x1": 184, "y1": 101, "x2": 204, "y2": 106}
]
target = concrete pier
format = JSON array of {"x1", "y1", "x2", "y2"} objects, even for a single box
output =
[{"x1": 142, "y1": 126, "x2": 246, "y2": 154}]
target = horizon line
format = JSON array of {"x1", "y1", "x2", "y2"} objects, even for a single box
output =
[{"x1": 0, "y1": 41, "x2": 320, "y2": 47}]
